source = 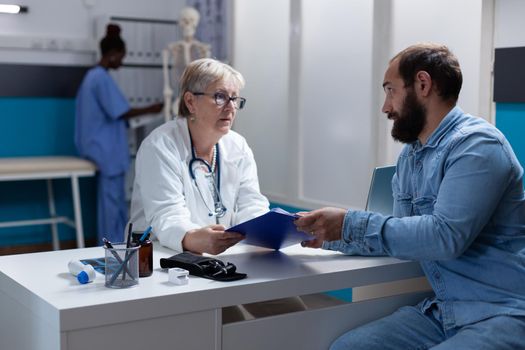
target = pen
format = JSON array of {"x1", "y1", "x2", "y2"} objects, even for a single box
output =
[
  {"x1": 122, "y1": 223, "x2": 134, "y2": 281},
  {"x1": 103, "y1": 237, "x2": 122, "y2": 263},
  {"x1": 102, "y1": 237, "x2": 113, "y2": 248},
  {"x1": 126, "y1": 222, "x2": 133, "y2": 248},
  {"x1": 139, "y1": 226, "x2": 152, "y2": 242}
]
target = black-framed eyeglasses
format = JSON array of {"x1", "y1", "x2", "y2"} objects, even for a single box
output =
[{"x1": 192, "y1": 92, "x2": 247, "y2": 110}]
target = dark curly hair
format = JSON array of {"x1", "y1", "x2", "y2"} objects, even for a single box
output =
[{"x1": 100, "y1": 23, "x2": 125, "y2": 55}]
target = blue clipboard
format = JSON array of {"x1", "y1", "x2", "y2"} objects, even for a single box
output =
[{"x1": 226, "y1": 208, "x2": 312, "y2": 250}]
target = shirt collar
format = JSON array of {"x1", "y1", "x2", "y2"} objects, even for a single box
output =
[{"x1": 411, "y1": 105, "x2": 463, "y2": 151}]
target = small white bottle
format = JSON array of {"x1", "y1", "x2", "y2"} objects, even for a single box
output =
[{"x1": 68, "y1": 260, "x2": 96, "y2": 284}]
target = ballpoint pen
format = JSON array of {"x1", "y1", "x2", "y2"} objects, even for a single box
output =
[
  {"x1": 103, "y1": 237, "x2": 122, "y2": 263},
  {"x1": 139, "y1": 226, "x2": 153, "y2": 242},
  {"x1": 126, "y1": 223, "x2": 133, "y2": 248},
  {"x1": 122, "y1": 223, "x2": 134, "y2": 281}
]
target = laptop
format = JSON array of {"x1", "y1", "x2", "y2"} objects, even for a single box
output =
[{"x1": 365, "y1": 165, "x2": 396, "y2": 215}]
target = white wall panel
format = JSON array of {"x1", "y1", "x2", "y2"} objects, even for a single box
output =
[
  {"x1": 299, "y1": 0, "x2": 375, "y2": 208},
  {"x1": 494, "y1": 0, "x2": 525, "y2": 48},
  {"x1": 232, "y1": 0, "x2": 292, "y2": 201},
  {"x1": 233, "y1": 0, "x2": 377, "y2": 209}
]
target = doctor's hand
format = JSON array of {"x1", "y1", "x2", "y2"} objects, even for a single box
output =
[
  {"x1": 294, "y1": 207, "x2": 347, "y2": 248},
  {"x1": 182, "y1": 225, "x2": 244, "y2": 255}
]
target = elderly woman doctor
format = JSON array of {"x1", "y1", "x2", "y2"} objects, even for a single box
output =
[
  {"x1": 129, "y1": 58, "x2": 269, "y2": 254},
  {"x1": 130, "y1": 58, "x2": 334, "y2": 320}
]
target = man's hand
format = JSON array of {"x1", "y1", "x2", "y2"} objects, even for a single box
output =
[
  {"x1": 295, "y1": 207, "x2": 347, "y2": 248},
  {"x1": 182, "y1": 225, "x2": 244, "y2": 255}
]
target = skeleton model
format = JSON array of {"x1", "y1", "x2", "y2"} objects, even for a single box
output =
[{"x1": 162, "y1": 7, "x2": 211, "y2": 122}]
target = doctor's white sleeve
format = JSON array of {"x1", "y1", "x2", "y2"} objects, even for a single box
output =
[
  {"x1": 232, "y1": 145, "x2": 270, "y2": 225},
  {"x1": 135, "y1": 139, "x2": 199, "y2": 252}
]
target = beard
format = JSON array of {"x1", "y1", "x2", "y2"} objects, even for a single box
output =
[{"x1": 389, "y1": 88, "x2": 427, "y2": 143}]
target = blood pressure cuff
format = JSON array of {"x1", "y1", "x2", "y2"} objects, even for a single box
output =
[{"x1": 160, "y1": 252, "x2": 247, "y2": 282}]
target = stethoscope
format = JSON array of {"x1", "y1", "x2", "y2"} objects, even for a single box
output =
[{"x1": 188, "y1": 134, "x2": 227, "y2": 219}]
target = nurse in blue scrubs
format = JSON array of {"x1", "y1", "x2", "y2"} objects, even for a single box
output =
[{"x1": 75, "y1": 24, "x2": 163, "y2": 244}]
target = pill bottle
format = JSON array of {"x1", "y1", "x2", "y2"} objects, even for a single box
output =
[{"x1": 132, "y1": 232, "x2": 153, "y2": 277}]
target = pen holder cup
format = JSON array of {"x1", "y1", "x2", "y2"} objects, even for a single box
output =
[{"x1": 104, "y1": 243, "x2": 140, "y2": 289}]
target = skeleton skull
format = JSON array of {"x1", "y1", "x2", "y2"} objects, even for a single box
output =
[{"x1": 179, "y1": 7, "x2": 200, "y2": 40}]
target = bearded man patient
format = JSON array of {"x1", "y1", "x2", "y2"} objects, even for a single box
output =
[{"x1": 295, "y1": 43, "x2": 525, "y2": 350}]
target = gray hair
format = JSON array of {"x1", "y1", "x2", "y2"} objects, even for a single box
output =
[{"x1": 178, "y1": 58, "x2": 245, "y2": 117}]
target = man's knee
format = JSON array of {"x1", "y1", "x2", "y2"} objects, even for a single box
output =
[
  {"x1": 329, "y1": 336, "x2": 347, "y2": 350},
  {"x1": 329, "y1": 326, "x2": 384, "y2": 350},
  {"x1": 329, "y1": 331, "x2": 355, "y2": 350}
]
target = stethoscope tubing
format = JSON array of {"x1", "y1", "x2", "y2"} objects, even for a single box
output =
[{"x1": 188, "y1": 132, "x2": 226, "y2": 218}]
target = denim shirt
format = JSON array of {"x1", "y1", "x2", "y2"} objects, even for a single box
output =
[{"x1": 323, "y1": 106, "x2": 525, "y2": 329}]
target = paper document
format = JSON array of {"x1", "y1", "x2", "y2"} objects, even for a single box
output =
[
  {"x1": 80, "y1": 257, "x2": 105, "y2": 274},
  {"x1": 226, "y1": 208, "x2": 312, "y2": 250}
]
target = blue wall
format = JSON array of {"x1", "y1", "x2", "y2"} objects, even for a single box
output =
[
  {"x1": 0, "y1": 97, "x2": 97, "y2": 246},
  {"x1": 495, "y1": 103, "x2": 525, "y2": 171}
]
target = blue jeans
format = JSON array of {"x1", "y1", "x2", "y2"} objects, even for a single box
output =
[{"x1": 330, "y1": 304, "x2": 525, "y2": 350}]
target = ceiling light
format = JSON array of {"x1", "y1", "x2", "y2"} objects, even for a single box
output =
[{"x1": 0, "y1": 4, "x2": 28, "y2": 14}]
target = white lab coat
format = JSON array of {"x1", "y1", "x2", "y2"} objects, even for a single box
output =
[{"x1": 129, "y1": 117, "x2": 270, "y2": 252}]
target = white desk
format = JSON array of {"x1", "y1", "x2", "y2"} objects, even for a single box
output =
[
  {"x1": 0, "y1": 243, "x2": 428, "y2": 350},
  {"x1": 0, "y1": 156, "x2": 96, "y2": 249}
]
